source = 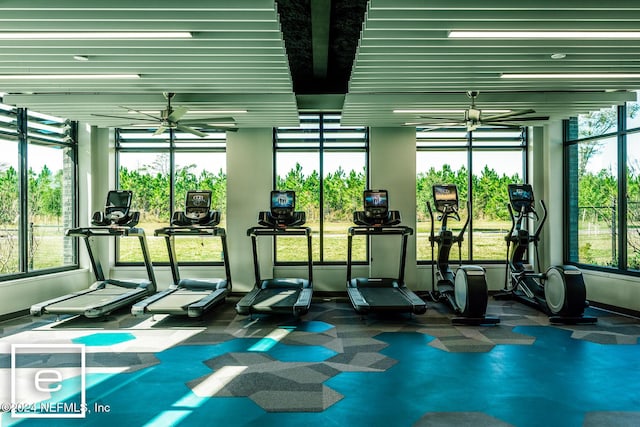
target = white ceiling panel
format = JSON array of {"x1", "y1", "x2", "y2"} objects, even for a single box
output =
[{"x1": 342, "y1": 0, "x2": 640, "y2": 126}]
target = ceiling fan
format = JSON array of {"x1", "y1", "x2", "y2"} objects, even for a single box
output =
[
  {"x1": 408, "y1": 91, "x2": 549, "y2": 131},
  {"x1": 91, "y1": 92, "x2": 238, "y2": 137}
]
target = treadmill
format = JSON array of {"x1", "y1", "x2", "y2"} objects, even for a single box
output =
[
  {"x1": 31, "y1": 190, "x2": 157, "y2": 319},
  {"x1": 235, "y1": 190, "x2": 313, "y2": 317},
  {"x1": 132, "y1": 190, "x2": 231, "y2": 318},
  {"x1": 347, "y1": 189, "x2": 427, "y2": 315}
]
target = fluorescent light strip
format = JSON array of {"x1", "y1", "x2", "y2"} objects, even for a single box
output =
[
  {"x1": 0, "y1": 74, "x2": 139, "y2": 80},
  {"x1": 501, "y1": 73, "x2": 640, "y2": 79},
  {"x1": 0, "y1": 32, "x2": 192, "y2": 40},
  {"x1": 449, "y1": 31, "x2": 640, "y2": 39}
]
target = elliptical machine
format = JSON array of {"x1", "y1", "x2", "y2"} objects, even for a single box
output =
[
  {"x1": 427, "y1": 184, "x2": 499, "y2": 325},
  {"x1": 493, "y1": 184, "x2": 597, "y2": 324}
]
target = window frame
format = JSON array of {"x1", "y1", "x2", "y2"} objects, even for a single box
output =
[
  {"x1": 0, "y1": 104, "x2": 79, "y2": 281},
  {"x1": 115, "y1": 127, "x2": 227, "y2": 267},
  {"x1": 564, "y1": 103, "x2": 640, "y2": 276},
  {"x1": 416, "y1": 126, "x2": 528, "y2": 264},
  {"x1": 273, "y1": 113, "x2": 369, "y2": 265}
]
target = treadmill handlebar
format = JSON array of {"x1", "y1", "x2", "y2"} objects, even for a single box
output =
[
  {"x1": 91, "y1": 210, "x2": 140, "y2": 228},
  {"x1": 155, "y1": 225, "x2": 226, "y2": 237},
  {"x1": 348, "y1": 225, "x2": 413, "y2": 236},
  {"x1": 247, "y1": 226, "x2": 311, "y2": 237},
  {"x1": 171, "y1": 210, "x2": 221, "y2": 227},
  {"x1": 66, "y1": 226, "x2": 147, "y2": 238}
]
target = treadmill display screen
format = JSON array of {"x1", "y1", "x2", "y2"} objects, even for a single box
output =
[
  {"x1": 363, "y1": 190, "x2": 388, "y2": 217},
  {"x1": 185, "y1": 190, "x2": 212, "y2": 219},
  {"x1": 271, "y1": 190, "x2": 295, "y2": 217},
  {"x1": 105, "y1": 190, "x2": 132, "y2": 219},
  {"x1": 508, "y1": 183, "x2": 534, "y2": 213},
  {"x1": 433, "y1": 184, "x2": 458, "y2": 213}
]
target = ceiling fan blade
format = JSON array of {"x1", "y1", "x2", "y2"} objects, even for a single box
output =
[
  {"x1": 481, "y1": 122, "x2": 525, "y2": 128},
  {"x1": 176, "y1": 124, "x2": 208, "y2": 138},
  {"x1": 179, "y1": 117, "x2": 236, "y2": 125},
  {"x1": 118, "y1": 106, "x2": 161, "y2": 121},
  {"x1": 181, "y1": 122, "x2": 237, "y2": 130},
  {"x1": 90, "y1": 113, "x2": 156, "y2": 122},
  {"x1": 491, "y1": 116, "x2": 550, "y2": 122},
  {"x1": 416, "y1": 115, "x2": 462, "y2": 121},
  {"x1": 481, "y1": 109, "x2": 536, "y2": 122},
  {"x1": 153, "y1": 125, "x2": 167, "y2": 136},
  {"x1": 406, "y1": 121, "x2": 462, "y2": 127},
  {"x1": 168, "y1": 106, "x2": 188, "y2": 122}
]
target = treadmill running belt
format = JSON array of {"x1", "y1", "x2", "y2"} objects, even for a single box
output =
[
  {"x1": 358, "y1": 287, "x2": 416, "y2": 309},
  {"x1": 43, "y1": 287, "x2": 146, "y2": 315},
  {"x1": 145, "y1": 290, "x2": 212, "y2": 313},
  {"x1": 252, "y1": 288, "x2": 300, "y2": 311}
]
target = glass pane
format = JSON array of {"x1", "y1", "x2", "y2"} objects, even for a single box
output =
[
  {"x1": 171, "y1": 151, "x2": 227, "y2": 263},
  {"x1": 627, "y1": 133, "x2": 640, "y2": 270},
  {"x1": 275, "y1": 151, "x2": 320, "y2": 261},
  {"x1": 576, "y1": 106, "x2": 618, "y2": 139},
  {"x1": 323, "y1": 151, "x2": 366, "y2": 261},
  {"x1": 118, "y1": 152, "x2": 170, "y2": 263},
  {"x1": 627, "y1": 101, "x2": 640, "y2": 131},
  {"x1": 576, "y1": 136, "x2": 618, "y2": 267},
  {"x1": 27, "y1": 143, "x2": 76, "y2": 271},
  {"x1": 0, "y1": 138, "x2": 20, "y2": 275},
  {"x1": 472, "y1": 150, "x2": 524, "y2": 261},
  {"x1": 416, "y1": 150, "x2": 468, "y2": 261}
]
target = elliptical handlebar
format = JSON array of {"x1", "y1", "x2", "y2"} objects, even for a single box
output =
[
  {"x1": 427, "y1": 201, "x2": 435, "y2": 244},
  {"x1": 533, "y1": 199, "x2": 548, "y2": 242},
  {"x1": 457, "y1": 200, "x2": 471, "y2": 244}
]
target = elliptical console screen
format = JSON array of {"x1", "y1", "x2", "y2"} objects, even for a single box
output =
[
  {"x1": 105, "y1": 190, "x2": 132, "y2": 219},
  {"x1": 185, "y1": 190, "x2": 212, "y2": 219},
  {"x1": 363, "y1": 189, "x2": 388, "y2": 218},
  {"x1": 433, "y1": 184, "x2": 458, "y2": 213},
  {"x1": 271, "y1": 190, "x2": 295, "y2": 217},
  {"x1": 508, "y1": 183, "x2": 534, "y2": 212}
]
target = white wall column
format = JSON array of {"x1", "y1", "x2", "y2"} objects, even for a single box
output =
[
  {"x1": 369, "y1": 127, "x2": 417, "y2": 288},
  {"x1": 226, "y1": 128, "x2": 273, "y2": 292}
]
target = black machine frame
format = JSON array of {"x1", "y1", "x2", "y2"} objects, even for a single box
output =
[
  {"x1": 427, "y1": 184, "x2": 498, "y2": 325},
  {"x1": 494, "y1": 183, "x2": 597, "y2": 324},
  {"x1": 31, "y1": 190, "x2": 157, "y2": 318},
  {"x1": 132, "y1": 190, "x2": 232, "y2": 318},
  {"x1": 236, "y1": 190, "x2": 313, "y2": 317},
  {"x1": 346, "y1": 189, "x2": 427, "y2": 315}
]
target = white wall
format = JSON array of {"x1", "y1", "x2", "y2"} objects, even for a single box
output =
[
  {"x1": 369, "y1": 127, "x2": 418, "y2": 288},
  {"x1": 226, "y1": 128, "x2": 274, "y2": 292}
]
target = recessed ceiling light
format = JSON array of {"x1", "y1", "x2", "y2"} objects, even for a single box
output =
[
  {"x1": 73, "y1": 55, "x2": 89, "y2": 61},
  {"x1": 550, "y1": 53, "x2": 566, "y2": 60},
  {"x1": 0, "y1": 74, "x2": 140, "y2": 79},
  {"x1": 501, "y1": 73, "x2": 640, "y2": 79},
  {"x1": 449, "y1": 31, "x2": 640, "y2": 39},
  {"x1": 0, "y1": 32, "x2": 192, "y2": 40}
]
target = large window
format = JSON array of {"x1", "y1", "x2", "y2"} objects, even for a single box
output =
[
  {"x1": 0, "y1": 103, "x2": 77, "y2": 279},
  {"x1": 416, "y1": 128, "x2": 527, "y2": 262},
  {"x1": 116, "y1": 129, "x2": 226, "y2": 264},
  {"x1": 274, "y1": 114, "x2": 368, "y2": 263},
  {"x1": 565, "y1": 102, "x2": 640, "y2": 273}
]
